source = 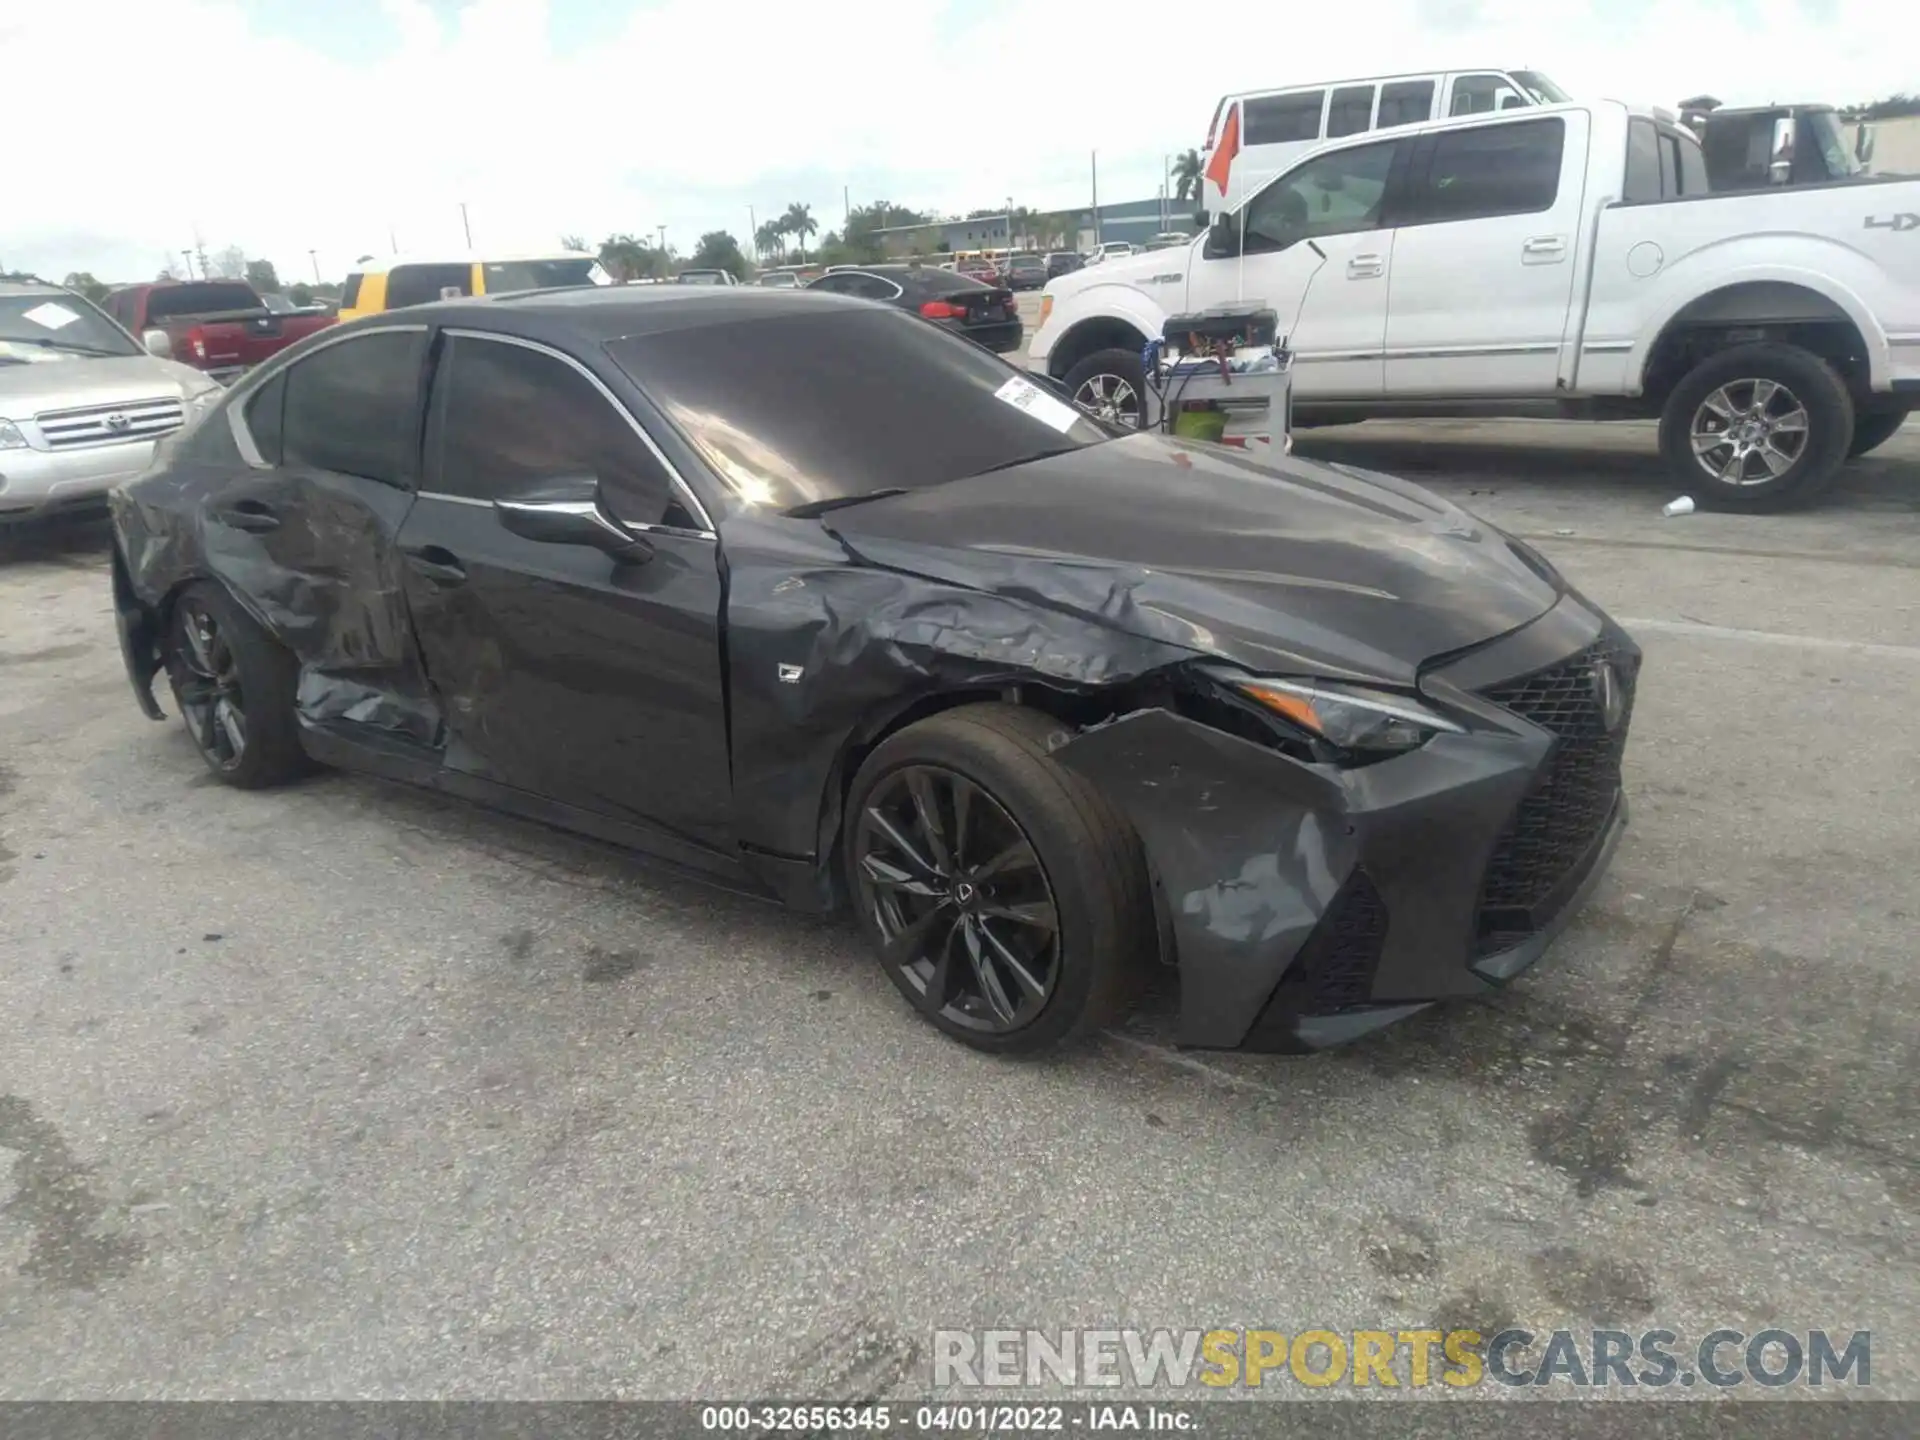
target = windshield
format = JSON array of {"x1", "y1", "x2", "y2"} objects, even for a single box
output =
[
  {"x1": 679, "y1": 272, "x2": 726, "y2": 285},
  {"x1": 608, "y1": 308, "x2": 1111, "y2": 512},
  {"x1": 146, "y1": 282, "x2": 261, "y2": 321},
  {"x1": 482, "y1": 258, "x2": 609, "y2": 294},
  {"x1": 1512, "y1": 70, "x2": 1570, "y2": 104},
  {"x1": 1804, "y1": 108, "x2": 1863, "y2": 177},
  {"x1": 0, "y1": 292, "x2": 141, "y2": 359}
]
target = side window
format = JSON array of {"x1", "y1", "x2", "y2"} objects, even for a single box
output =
[
  {"x1": 1327, "y1": 85, "x2": 1375, "y2": 139},
  {"x1": 244, "y1": 371, "x2": 286, "y2": 464},
  {"x1": 1242, "y1": 139, "x2": 1399, "y2": 255},
  {"x1": 283, "y1": 330, "x2": 426, "y2": 486},
  {"x1": 1624, "y1": 118, "x2": 1663, "y2": 202},
  {"x1": 1243, "y1": 90, "x2": 1325, "y2": 145},
  {"x1": 430, "y1": 336, "x2": 692, "y2": 530},
  {"x1": 845, "y1": 274, "x2": 901, "y2": 300},
  {"x1": 1402, "y1": 118, "x2": 1565, "y2": 226},
  {"x1": 1377, "y1": 80, "x2": 1434, "y2": 128},
  {"x1": 1672, "y1": 131, "x2": 1710, "y2": 195},
  {"x1": 340, "y1": 273, "x2": 364, "y2": 309},
  {"x1": 809, "y1": 274, "x2": 860, "y2": 294},
  {"x1": 1450, "y1": 73, "x2": 1526, "y2": 117},
  {"x1": 385, "y1": 263, "x2": 472, "y2": 310}
]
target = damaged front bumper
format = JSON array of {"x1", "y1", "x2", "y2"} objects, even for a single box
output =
[{"x1": 1054, "y1": 596, "x2": 1639, "y2": 1051}]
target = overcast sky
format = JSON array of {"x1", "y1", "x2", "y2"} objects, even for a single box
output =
[{"x1": 2, "y1": 0, "x2": 1900, "y2": 284}]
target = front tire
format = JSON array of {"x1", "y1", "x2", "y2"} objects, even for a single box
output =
[
  {"x1": 1657, "y1": 342, "x2": 1853, "y2": 510},
  {"x1": 1848, "y1": 409, "x2": 1909, "y2": 459},
  {"x1": 163, "y1": 581, "x2": 311, "y2": 789},
  {"x1": 844, "y1": 704, "x2": 1154, "y2": 1054},
  {"x1": 1062, "y1": 347, "x2": 1148, "y2": 430}
]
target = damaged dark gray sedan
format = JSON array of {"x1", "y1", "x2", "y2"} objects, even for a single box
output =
[{"x1": 110, "y1": 286, "x2": 1640, "y2": 1055}]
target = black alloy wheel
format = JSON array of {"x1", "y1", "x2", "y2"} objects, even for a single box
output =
[
  {"x1": 170, "y1": 595, "x2": 249, "y2": 773},
  {"x1": 162, "y1": 580, "x2": 312, "y2": 789},
  {"x1": 853, "y1": 763, "x2": 1061, "y2": 1035},
  {"x1": 843, "y1": 704, "x2": 1154, "y2": 1053}
]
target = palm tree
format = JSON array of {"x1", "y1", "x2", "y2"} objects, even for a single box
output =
[
  {"x1": 754, "y1": 220, "x2": 784, "y2": 260},
  {"x1": 1172, "y1": 149, "x2": 1203, "y2": 205},
  {"x1": 559, "y1": 233, "x2": 587, "y2": 252},
  {"x1": 598, "y1": 233, "x2": 652, "y2": 282},
  {"x1": 781, "y1": 202, "x2": 817, "y2": 264}
]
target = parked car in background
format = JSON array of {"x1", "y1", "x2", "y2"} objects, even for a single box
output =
[
  {"x1": 956, "y1": 257, "x2": 1002, "y2": 286},
  {"x1": 1044, "y1": 252, "x2": 1085, "y2": 279},
  {"x1": 108, "y1": 284, "x2": 1641, "y2": 1056},
  {"x1": 756, "y1": 272, "x2": 802, "y2": 288},
  {"x1": 807, "y1": 265, "x2": 1022, "y2": 354},
  {"x1": 1004, "y1": 254, "x2": 1049, "y2": 291},
  {"x1": 1201, "y1": 67, "x2": 1571, "y2": 210},
  {"x1": 1, "y1": 280, "x2": 227, "y2": 523},
  {"x1": 1143, "y1": 232, "x2": 1194, "y2": 250},
  {"x1": 677, "y1": 269, "x2": 739, "y2": 286},
  {"x1": 260, "y1": 293, "x2": 296, "y2": 314},
  {"x1": 102, "y1": 280, "x2": 335, "y2": 385},
  {"x1": 337, "y1": 250, "x2": 612, "y2": 321},
  {"x1": 1034, "y1": 98, "x2": 1920, "y2": 508},
  {"x1": 1084, "y1": 242, "x2": 1136, "y2": 266}
]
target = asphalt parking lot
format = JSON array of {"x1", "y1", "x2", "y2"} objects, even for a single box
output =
[{"x1": 2, "y1": 403, "x2": 1918, "y2": 1408}]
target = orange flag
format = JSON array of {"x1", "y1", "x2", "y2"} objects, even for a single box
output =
[{"x1": 1203, "y1": 104, "x2": 1240, "y2": 198}]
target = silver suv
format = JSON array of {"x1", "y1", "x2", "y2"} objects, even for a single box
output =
[{"x1": 1, "y1": 280, "x2": 226, "y2": 523}]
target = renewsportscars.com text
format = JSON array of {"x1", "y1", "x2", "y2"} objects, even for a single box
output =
[{"x1": 933, "y1": 1327, "x2": 1871, "y2": 1389}]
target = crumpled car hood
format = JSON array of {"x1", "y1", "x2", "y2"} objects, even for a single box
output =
[{"x1": 821, "y1": 431, "x2": 1560, "y2": 686}]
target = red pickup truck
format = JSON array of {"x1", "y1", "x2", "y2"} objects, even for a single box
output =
[{"x1": 103, "y1": 280, "x2": 334, "y2": 383}]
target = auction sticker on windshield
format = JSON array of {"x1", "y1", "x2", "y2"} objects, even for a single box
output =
[
  {"x1": 22, "y1": 302, "x2": 81, "y2": 330},
  {"x1": 994, "y1": 375, "x2": 1082, "y2": 435}
]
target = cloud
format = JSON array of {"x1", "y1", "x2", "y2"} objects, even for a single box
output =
[{"x1": 3, "y1": 0, "x2": 1904, "y2": 283}]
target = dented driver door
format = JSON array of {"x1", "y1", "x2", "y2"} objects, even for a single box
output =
[{"x1": 397, "y1": 330, "x2": 733, "y2": 853}]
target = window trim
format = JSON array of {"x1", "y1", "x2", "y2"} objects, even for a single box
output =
[
  {"x1": 425, "y1": 328, "x2": 716, "y2": 537},
  {"x1": 228, "y1": 322, "x2": 430, "y2": 469}
]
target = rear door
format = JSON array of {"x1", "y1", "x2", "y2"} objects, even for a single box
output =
[
  {"x1": 221, "y1": 325, "x2": 441, "y2": 743},
  {"x1": 395, "y1": 329, "x2": 732, "y2": 849},
  {"x1": 1382, "y1": 111, "x2": 1588, "y2": 396}
]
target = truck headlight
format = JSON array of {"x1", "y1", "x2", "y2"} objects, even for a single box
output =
[{"x1": 0, "y1": 419, "x2": 26, "y2": 450}]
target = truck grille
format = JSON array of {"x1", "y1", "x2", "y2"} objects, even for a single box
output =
[
  {"x1": 35, "y1": 396, "x2": 185, "y2": 449},
  {"x1": 1472, "y1": 636, "x2": 1637, "y2": 957}
]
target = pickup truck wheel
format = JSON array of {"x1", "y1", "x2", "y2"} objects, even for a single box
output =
[
  {"x1": 1848, "y1": 410, "x2": 1908, "y2": 459},
  {"x1": 1659, "y1": 343, "x2": 1852, "y2": 510},
  {"x1": 1063, "y1": 348, "x2": 1148, "y2": 429}
]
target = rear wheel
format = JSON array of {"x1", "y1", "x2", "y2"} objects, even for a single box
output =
[
  {"x1": 1848, "y1": 409, "x2": 1909, "y2": 459},
  {"x1": 163, "y1": 581, "x2": 311, "y2": 789},
  {"x1": 1657, "y1": 342, "x2": 1852, "y2": 510},
  {"x1": 1062, "y1": 347, "x2": 1148, "y2": 430},
  {"x1": 844, "y1": 704, "x2": 1154, "y2": 1054}
]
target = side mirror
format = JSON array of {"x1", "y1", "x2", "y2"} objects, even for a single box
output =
[
  {"x1": 141, "y1": 328, "x2": 172, "y2": 358},
  {"x1": 1204, "y1": 213, "x2": 1242, "y2": 260},
  {"x1": 1857, "y1": 123, "x2": 1876, "y2": 166},
  {"x1": 494, "y1": 476, "x2": 654, "y2": 562},
  {"x1": 1769, "y1": 115, "x2": 1796, "y2": 184}
]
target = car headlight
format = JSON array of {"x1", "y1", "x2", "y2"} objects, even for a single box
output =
[
  {"x1": 1234, "y1": 676, "x2": 1463, "y2": 757},
  {"x1": 0, "y1": 418, "x2": 26, "y2": 451},
  {"x1": 182, "y1": 385, "x2": 225, "y2": 423},
  {"x1": 1039, "y1": 294, "x2": 1053, "y2": 324}
]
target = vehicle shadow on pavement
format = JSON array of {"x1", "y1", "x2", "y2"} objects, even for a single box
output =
[
  {"x1": 0, "y1": 515, "x2": 113, "y2": 567},
  {"x1": 1295, "y1": 421, "x2": 1920, "y2": 513}
]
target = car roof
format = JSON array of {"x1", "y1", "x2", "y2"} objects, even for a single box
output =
[
  {"x1": 346, "y1": 251, "x2": 594, "y2": 276},
  {"x1": 375, "y1": 284, "x2": 872, "y2": 343}
]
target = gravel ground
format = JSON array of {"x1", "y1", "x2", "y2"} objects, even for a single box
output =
[{"x1": 1, "y1": 408, "x2": 1917, "y2": 1414}]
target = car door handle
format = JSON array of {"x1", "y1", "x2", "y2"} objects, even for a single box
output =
[
  {"x1": 212, "y1": 499, "x2": 280, "y2": 533},
  {"x1": 402, "y1": 544, "x2": 467, "y2": 585},
  {"x1": 1522, "y1": 236, "x2": 1567, "y2": 262},
  {"x1": 1346, "y1": 254, "x2": 1385, "y2": 278}
]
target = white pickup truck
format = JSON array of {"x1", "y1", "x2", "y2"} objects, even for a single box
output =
[{"x1": 1031, "y1": 99, "x2": 1920, "y2": 507}]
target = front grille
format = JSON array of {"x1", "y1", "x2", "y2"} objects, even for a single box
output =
[
  {"x1": 1472, "y1": 636, "x2": 1637, "y2": 956},
  {"x1": 34, "y1": 396, "x2": 185, "y2": 449},
  {"x1": 1292, "y1": 869, "x2": 1389, "y2": 1013}
]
